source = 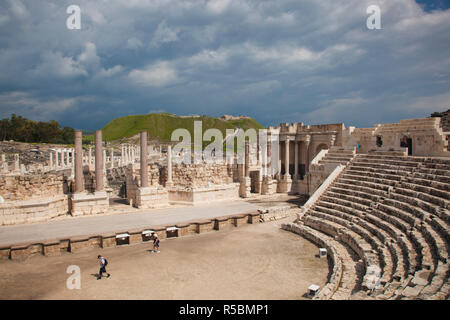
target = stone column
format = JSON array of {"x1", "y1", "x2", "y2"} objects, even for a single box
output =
[
  {"x1": 140, "y1": 131, "x2": 148, "y2": 188},
  {"x1": 304, "y1": 136, "x2": 311, "y2": 174},
  {"x1": 61, "y1": 149, "x2": 65, "y2": 167},
  {"x1": 95, "y1": 130, "x2": 104, "y2": 191},
  {"x1": 245, "y1": 141, "x2": 250, "y2": 177},
  {"x1": 284, "y1": 138, "x2": 290, "y2": 180},
  {"x1": 103, "y1": 149, "x2": 106, "y2": 172},
  {"x1": 88, "y1": 147, "x2": 92, "y2": 168},
  {"x1": 56, "y1": 150, "x2": 60, "y2": 168},
  {"x1": 110, "y1": 148, "x2": 114, "y2": 168},
  {"x1": 74, "y1": 130, "x2": 84, "y2": 193},
  {"x1": 294, "y1": 141, "x2": 299, "y2": 180},
  {"x1": 267, "y1": 136, "x2": 272, "y2": 177},
  {"x1": 167, "y1": 145, "x2": 173, "y2": 187},
  {"x1": 49, "y1": 151, "x2": 53, "y2": 168}
]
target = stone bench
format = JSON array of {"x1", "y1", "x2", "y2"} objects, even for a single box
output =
[
  {"x1": 417, "y1": 167, "x2": 450, "y2": 178},
  {"x1": 341, "y1": 173, "x2": 398, "y2": 187},
  {"x1": 310, "y1": 208, "x2": 392, "y2": 285},
  {"x1": 320, "y1": 194, "x2": 420, "y2": 278},
  {"x1": 193, "y1": 219, "x2": 215, "y2": 234},
  {"x1": 419, "y1": 262, "x2": 449, "y2": 299},
  {"x1": 329, "y1": 186, "x2": 380, "y2": 202},
  {"x1": 359, "y1": 155, "x2": 425, "y2": 163},
  {"x1": 355, "y1": 158, "x2": 420, "y2": 167},
  {"x1": 393, "y1": 187, "x2": 449, "y2": 209},
  {"x1": 213, "y1": 216, "x2": 235, "y2": 231},
  {"x1": 282, "y1": 223, "x2": 346, "y2": 300},
  {"x1": 247, "y1": 212, "x2": 261, "y2": 224},
  {"x1": 337, "y1": 179, "x2": 391, "y2": 193},
  {"x1": 408, "y1": 231, "x2": 434, "y2": 272},
  {"x1": 400, "y1": 181, "x2": 450, "y2": 201},
  {"x1": 413, "y1": 171, "x2": 450, "y2": 184},
  {"x1": 346, "y1": 169, "x2": 403, "y2": 182},
  {"x1": 326, "y1": 191, "x2": 373, "y2": 207},
  {"x1": 423, "y1": 162, "x2": 450, "y2": 171},
  {"x1": 406, "y1": 176, "x2": 450, "y2": 192},
  {"x1": 349, "y1": 165, "x2": 411, "y2": 177}
]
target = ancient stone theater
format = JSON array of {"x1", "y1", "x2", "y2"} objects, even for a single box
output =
[{"x1": 0, "y1": 114, "x2": 449, "y2": 300}]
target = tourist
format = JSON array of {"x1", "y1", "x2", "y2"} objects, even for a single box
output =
[
  {"x1": 153, "y1": 234, "x2": 160, "y2": 253},
  {"x1": 97, "y1": 255, "x2": 110, "y2": 280}
]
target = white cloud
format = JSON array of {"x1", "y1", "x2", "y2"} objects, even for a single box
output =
[
  {"x1": 128, "y1": 61, "x2": 179, "y2": 87},
  {"x1": 8, "y1": 0, "x2": 28, "y2": 19},
  {"x1": 31, "y1": 51, "x2": 88, "y2": 78},
  {"x1": 206, "y1": 0, "x2": 231, "y2": 14},
  {"x1": 77, "y1": 42, "x2": 101, "y2": 71},
  {"x1": 0, "y1": 91, "x2": 92, "y2": 119},
  {"x1": 150, "y1": 20, "x2": 179, "y2": 48},
  {"x1": 126, "y1": 37, "x2": 144, "y2": 50},
  {"x1": 188, "y1": 49, "x2": 229, "y2": 68}
]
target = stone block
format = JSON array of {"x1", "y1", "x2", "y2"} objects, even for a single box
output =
[
  {"x1": 175, "y1": 223, "x2": 192, "y2": 237},
  {"x1": 43, "y1": 240, "x2": 61, "y2": 257},
  {"x1": 194, "y1": 220, "x2": 215, "y2": 234},
  {"x1": 101, "y1": 233, "x2": 116, "y2": 248},
  {"x1": 214, "y1": 216, "x2": 233, "y2": 231},
  {"x1": 247, "y1": 212, "x2": 261, "y2": 224},
  {"x1": 0, "y1": 247, "x2": 10, "y2": 260},
  {"x1": 233, "y1": 214, "x2": 248, "y2": 227},
  {"x1": 128, "y1": 229, "x2": 143, "y2": 244},
  {"x1": 69, "y1": 237, "x2": 91, "y2": 252},
  {"x1": 10, "y1": 243, "x2": 42, "y2": 260},
  {"x1": 152, "y1": 226, "x2": 167, "y2": 240}
]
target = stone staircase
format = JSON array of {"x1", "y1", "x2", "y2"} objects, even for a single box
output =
[
  {"x1": 318, "y1": 147, "x2": 356, "y2": 166},
  {"x1": 285, "y1": 151, "x2": 449, "y2": 300}
]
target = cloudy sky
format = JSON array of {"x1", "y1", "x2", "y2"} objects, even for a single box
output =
[{"x1": 0, "y1": 0, "x2": 449, "y2": 130}]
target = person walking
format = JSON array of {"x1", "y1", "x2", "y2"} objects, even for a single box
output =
[
  {"x1": 152, "y1": 234, "x2": 160, "y2": 253},
  {"x1": 97, "y1": 255, "x2": 110, "y2": 280}
]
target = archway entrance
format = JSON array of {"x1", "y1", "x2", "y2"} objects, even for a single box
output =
[{"x1": 400, "y1": 136, "x2": 412, "y2": 155}]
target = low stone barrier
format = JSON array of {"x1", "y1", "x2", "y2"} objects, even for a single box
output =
[
  {"x1": 259, "y1": 205, "x2": 297, "y2": 222},
  {"x1": 281, "y1": 222, "x2": 343, "y2": 300},
  {"x1": 0, "y1": 211, "x2": 266, "y2": 261}
]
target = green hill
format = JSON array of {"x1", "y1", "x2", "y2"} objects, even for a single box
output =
[{"x1": 98, "y1": 113, "x2": 265, "y2": 142}]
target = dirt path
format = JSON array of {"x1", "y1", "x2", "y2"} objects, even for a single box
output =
[{"x1": 0, "y1": 218, "x2": 328, "y2": 300}]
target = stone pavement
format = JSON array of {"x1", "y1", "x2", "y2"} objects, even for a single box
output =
[{"x1": 0, "y1": 200, "x2": 262, "y2": 247}]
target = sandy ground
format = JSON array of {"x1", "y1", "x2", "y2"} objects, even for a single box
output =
[{"x1": 0, "y1": 218, "x2": 329, "y2": 300}]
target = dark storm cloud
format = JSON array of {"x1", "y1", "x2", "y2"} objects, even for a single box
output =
[{"x1": 0, "y1": 0, "x2": 449, "y2": 130}]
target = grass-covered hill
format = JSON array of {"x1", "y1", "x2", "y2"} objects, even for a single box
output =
[{"x1": 96, "y1": 113, "x2": 265, "y2": 142}]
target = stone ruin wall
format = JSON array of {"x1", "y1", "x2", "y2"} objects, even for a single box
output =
[
  {"x1": 162, "y1": 163, "x2": 234, "y2": 188},
  {"x1": 0, "y1": 172, "x2": 66, "y2": 201},
  {"x1": 0, "y1": 171, "x2": 69, "y2": 225}
]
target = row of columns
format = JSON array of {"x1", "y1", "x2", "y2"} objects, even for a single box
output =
[
  {"x1": 49, "y1": 148, "x2": 74, "y2": 169},
  {"x1": 50, "y1": 144, "x2": 141, "y2": 172},
  {"x1": 121, "y1": 144, "x2": 140, "y2": 166},
  {"x1": 282, "y1": 137, "x2": 310, "y2": 181},
  {"x1": 74, "y1": 130, "x2": 104, "y2": 193}
]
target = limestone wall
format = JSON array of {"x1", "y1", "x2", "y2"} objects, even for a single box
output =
[
  {"x1": 0, "y1": 172, "x2": 66, "y2": 201},
  {"x1": 167, "y1": 163, "x2": 234, "y2": 188},
  {"x1": 342, "y1": 118, "x2": 449, "y2": 156},
  {"x1": 0, "y1": 195, "x2": 68, "y2": 226}
]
